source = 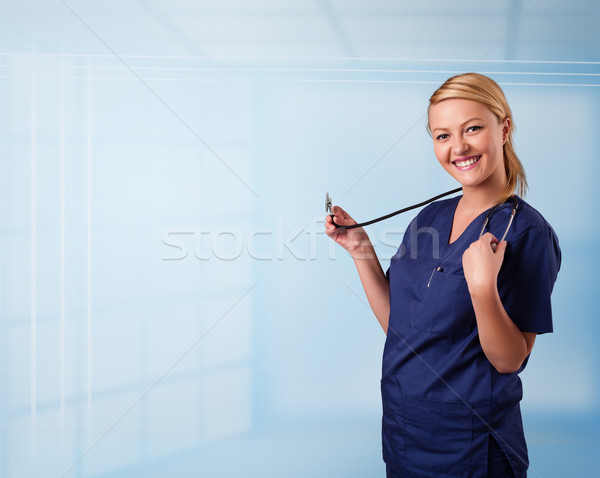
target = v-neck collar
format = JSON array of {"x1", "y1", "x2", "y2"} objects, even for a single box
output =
[{"x1": 444, "y1": 195, "x2": 495, "y2": 249}]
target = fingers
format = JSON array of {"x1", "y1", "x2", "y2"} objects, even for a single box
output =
[
  {"x1": 475, "y1": 233, "x2": 504, "y2": 255},
  {"x1": 325, "y1": 212, "x2": 347, "y2": 238},
  {"x1": 480, "y1": 232, "x2": 499, "y2": 246},
  {"x1": 494, "y1": 240, "x2": 507, "y2": 258},
  {"x1": 324, "y1": 205, "x2": 360, "y2": 243},
  {"x1": 462, "y1": 235, "x2": 507, "y2": 292},
  {"x1": 324, "y1": 215, "x2": 338, "y2": 237},
  {"x1": 328, "y1": 205, "x2": 356, "y2": 227},
  {"x1": 331, "y1": 205, "x2": 349, "y2": 219},
  {"x1": 480, "y1": 233, "x2": 507, "y2": 257}
]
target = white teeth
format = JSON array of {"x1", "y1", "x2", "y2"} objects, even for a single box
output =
[{"x1": 454, "y1": 156, "x2": 480, "y2": 167}]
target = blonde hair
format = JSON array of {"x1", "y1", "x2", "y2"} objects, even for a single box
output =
[{"x1": 428, "y1": 72, "x2": 527, "y2": 202}]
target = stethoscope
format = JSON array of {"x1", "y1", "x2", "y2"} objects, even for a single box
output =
[{"x1": 326, "y1": 188, "x2": 518, "y2": 250}]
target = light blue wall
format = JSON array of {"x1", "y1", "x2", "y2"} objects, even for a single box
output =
[{"x1": 1, "y1": 1, "x2": 598, "y2": 477}]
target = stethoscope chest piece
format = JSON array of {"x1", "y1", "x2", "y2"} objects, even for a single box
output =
[{"x1": 325, "y1": 192, "x2": 333, "y2": 215}]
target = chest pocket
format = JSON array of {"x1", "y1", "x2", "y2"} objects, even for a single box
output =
[{"x1": 410, "y1": 261, "x2": 475, "y2": 337}]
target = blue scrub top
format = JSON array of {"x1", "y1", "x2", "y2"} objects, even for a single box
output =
[{"x1": 382, "y1": 195, "x2": 561, "y2": 478}]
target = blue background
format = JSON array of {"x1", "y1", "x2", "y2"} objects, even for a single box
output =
[{"x1": 1, "y1": 1, "x2": 598, "y2": 477}]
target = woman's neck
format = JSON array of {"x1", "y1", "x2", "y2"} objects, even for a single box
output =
[{"x1": 460, "y1": 183, "x2": 506, "y2": 212}]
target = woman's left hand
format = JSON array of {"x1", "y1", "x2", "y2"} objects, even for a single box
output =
[{"x1": 462, "y1": 233, "x2": 507, "y2": 294}]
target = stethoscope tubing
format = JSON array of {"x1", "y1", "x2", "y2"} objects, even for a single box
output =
[
  {"x1": 478, "y1": 196, "x2": 519, "y2": 250},
  {"x1": 329, "y1": 187, "x2": 463, "y2": 230},
  {"x1": 328, "y1": 189, "x2": 519, "y2": 252}
]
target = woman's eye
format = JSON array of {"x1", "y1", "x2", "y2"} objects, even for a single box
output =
[
  {"x1": 436, "y1": 133, "x2": 449, "y2": 141},
  {"x1": 467, "y1": 125, "x2": 483, "y2": 133}
]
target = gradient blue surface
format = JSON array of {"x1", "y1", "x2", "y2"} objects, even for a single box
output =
[{"x1": 1, "y1": 1, "x2": 599, "y2": 477}]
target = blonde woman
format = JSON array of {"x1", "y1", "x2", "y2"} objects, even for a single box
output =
[{"x1": 326, "y1": 73, "x2": 561, "y2": 477}]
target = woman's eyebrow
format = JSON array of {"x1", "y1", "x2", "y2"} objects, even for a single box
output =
[{"x1": 431, "y1": 117, "x2": 485, "y2": 134}]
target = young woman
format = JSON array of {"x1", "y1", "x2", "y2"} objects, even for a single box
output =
[{"x1": 325, "y1": 73, "x2": 561, "y2": 477}]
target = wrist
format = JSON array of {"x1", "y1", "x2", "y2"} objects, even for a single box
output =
[
  {"x1": 467, "y1": 279, "x2": 498, "y2": 301},
  {"x1": 349, "y1": 238, "x2": 376, "y2": 260}
]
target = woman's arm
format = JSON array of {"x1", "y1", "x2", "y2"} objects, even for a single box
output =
[
  {"x1": 351, "y1": 244, "x2": 390, "y2": 334},
  {"x1": 463, "y1": 233, "x2": 536, "y2": 373},
  {"x1": 325, "y1": 207, "x2": 390, "y2": 334}
]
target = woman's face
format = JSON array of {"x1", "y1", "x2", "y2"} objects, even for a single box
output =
[{"x1": 428, "y1": 98, "x2": 509, "y2": 193}]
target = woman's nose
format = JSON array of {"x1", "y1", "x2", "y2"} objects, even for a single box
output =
[{"x1": 452, "y1": 138, "x2": 470, "y2": 155}]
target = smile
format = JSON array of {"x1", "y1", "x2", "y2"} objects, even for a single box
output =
[{"x1": 453, "y1": 155, "x2": 481, "y2": 169}]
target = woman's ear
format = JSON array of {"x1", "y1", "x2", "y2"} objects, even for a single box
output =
[{"x1": 502, "y1": 117, "x2": 511, "y2": 144}]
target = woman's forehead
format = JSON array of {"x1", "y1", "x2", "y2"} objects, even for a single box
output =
[{"x1": 429, "y1": 99, "x2": 493, "y2": 127}]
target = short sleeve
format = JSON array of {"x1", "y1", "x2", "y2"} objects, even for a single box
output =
[{"x1": 498, "y1": 225, "x2": 561, "y2": 334}]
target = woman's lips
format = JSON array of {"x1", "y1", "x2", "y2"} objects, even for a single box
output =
[{"x1": 452, "y1": 155, "x2": 481, "y2": 171}]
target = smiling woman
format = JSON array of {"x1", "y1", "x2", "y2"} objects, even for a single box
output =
[
  {"x1": 429, "y1": 98, "x2": 512, "y2": 243},
  {"x1": 431, "y1": 100, "x2": 508, "y2": 196},
  {"x1": 325, "y1": 73, "x2": 561, "y2": 478},
  {"x1": 3, "y1": 0, "x2": 599, "y2": 475},
  {"x1": 428, "y1": 73, "x2": 528, "y2": 204}
]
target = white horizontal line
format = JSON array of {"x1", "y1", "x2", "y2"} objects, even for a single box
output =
[
  {"x1": 1, "y1": 75, "x2": 598, "y2": 87},
  {"x1": 1, "y1": 52, "x2": 600, "y2": 65},
  {"x1": 1, "y1": 65, "x2": 599, "y2": 77},
  {"x1": 499, "y1": 82, "x2": 600, "y2": 87}
]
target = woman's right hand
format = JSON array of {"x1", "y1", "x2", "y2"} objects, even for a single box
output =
[{"x1": 325, "y1": 206, "x2": 374, "y2": 259}]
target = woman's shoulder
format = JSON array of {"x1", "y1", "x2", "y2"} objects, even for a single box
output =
[
  {"x1": 506, "y1": 196, "x2": 562, "y2": 282},
  {"x1": 512, "y1": 196, "x2": 558, "y2": 239}
]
